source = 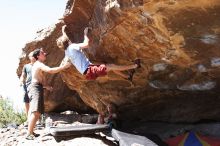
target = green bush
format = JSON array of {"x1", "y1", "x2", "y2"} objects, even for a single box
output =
[{"x1": 0, "y1": 98, "x2": 26, "y2": 128}]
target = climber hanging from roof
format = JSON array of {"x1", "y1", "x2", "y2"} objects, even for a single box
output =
[
  {"x1": 56, "y1": 24, "x2": 141, "y2": 127},
  {"x1": 56, "y1": 25, "x2": 141, "y2": 81}
]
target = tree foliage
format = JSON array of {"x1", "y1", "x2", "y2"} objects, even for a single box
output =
[{"x1": 0, "y1": 97, "x2": 26, "y2": 128}]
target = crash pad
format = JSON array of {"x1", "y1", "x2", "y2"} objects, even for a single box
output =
[
  {"x1": 111, "y1": 129, "x2": 164, "y2": 146},
  {"x1": 49, "y1": 124, "x2": 110, "y2": 137}
]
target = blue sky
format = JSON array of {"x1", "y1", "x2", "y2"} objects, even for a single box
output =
[{"x1": 0, "y1": 0, "x2": 66, "y2": 111}]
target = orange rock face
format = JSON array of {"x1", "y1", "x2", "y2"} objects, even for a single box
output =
[{"x1": 17, "y1": 0, "x2": 220, "y2": 122}]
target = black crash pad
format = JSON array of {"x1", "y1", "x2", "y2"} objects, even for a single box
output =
[
  {"x1": 111, "y1": 129, "x2": 162, "y2": 146},
  {"x1": 49, "y1": 124, "x2": 110, "y2": 137}
]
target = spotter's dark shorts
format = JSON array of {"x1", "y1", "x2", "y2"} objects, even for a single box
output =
[
  {"x1": 28, "y1": 83, "x2": 44, "y2": 114},
  {"x1": 22, "y1": 85, "x2": 30, "y2": 103}
]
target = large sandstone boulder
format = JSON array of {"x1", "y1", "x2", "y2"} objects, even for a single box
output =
[{"x1": 17, "y1": 0, "x2": 220, "y2": 123}]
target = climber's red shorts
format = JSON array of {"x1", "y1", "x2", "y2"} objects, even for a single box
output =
[{"x1": 84, "y1": 64, "x2": 107, "y2": 80}]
